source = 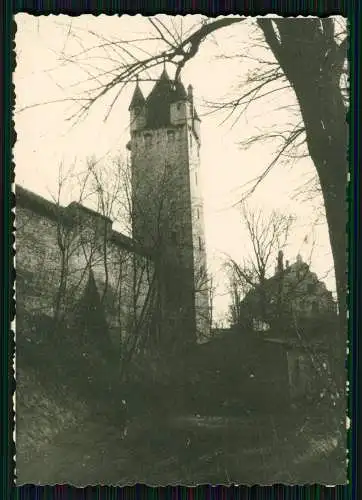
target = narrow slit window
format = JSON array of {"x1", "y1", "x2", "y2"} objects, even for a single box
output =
[
  {"x1": 195, "y1": 172, "x2": 198, "y2": 185},
  {"x1": 199, "y1": 236, "x2": 202, "y2": 251},
  {"x1": 197, "y1": 208, "x2": 200, "y2": 219}
]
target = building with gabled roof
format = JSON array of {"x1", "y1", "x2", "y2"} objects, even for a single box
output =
[{"x1": 238, "y1": 251, "x2": 337, "y2": 338}]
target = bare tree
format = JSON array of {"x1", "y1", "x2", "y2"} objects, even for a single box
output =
[
  {"x1": 225, "y1": 202, "x2": 339, "y2": 346},
  {"x1": 29, "y1": 16, "x2": 347, "y2": 333},
  {"x1": 208, "y1": 273, "x2": 217, "y2": 330},
  {"x1": 227, "y1": 271, "x2": 245, "y2": 328},
  {"x1": 48, "y1": 162, "x2": 99, "y2": 322},
  {"x1": 226, "y1": 203, "x2": 295, "y2": 325},
  {"x1": 77, "y1": 154, "x2": 211, "y2": 359}
]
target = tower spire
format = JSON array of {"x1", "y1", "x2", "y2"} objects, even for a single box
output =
[{"x1": 128, "y1": 78, "x2": 145, "y2": 110}]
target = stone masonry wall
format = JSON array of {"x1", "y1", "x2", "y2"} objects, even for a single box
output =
[
  {"x1": 16, "y1": 186, "x2": 155, "y2": 349},
  {"x1": 130, "y1": 116, "x2": 210, "y2": 342},
  {"x1": 130, "y1": 124, "x2": 197, "y2": 343}
]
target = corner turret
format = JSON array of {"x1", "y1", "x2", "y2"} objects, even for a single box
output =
[
  {"x1": 170, "y1": 76, "x2": 190, "y2": 126},
  {"x1": 129, "y1": 80, "x2": 146, "y2": 132}
]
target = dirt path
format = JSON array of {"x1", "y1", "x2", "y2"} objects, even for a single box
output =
[{"x1": 17, "y1": 414, "x2": 346, "y2": 486}]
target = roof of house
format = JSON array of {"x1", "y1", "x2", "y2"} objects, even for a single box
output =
[
  {"x1": 263, "y1": 336, "x2": 329, "y2": 352},
  {"x1": 241, "y1": 258, "x2": 313, "y2": 306}
]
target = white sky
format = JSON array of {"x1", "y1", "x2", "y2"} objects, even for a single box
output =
[{"x1": 14, "y1": 14, "x2": 339, "y2": 323}]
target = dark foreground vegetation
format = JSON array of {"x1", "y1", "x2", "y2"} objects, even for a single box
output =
[{"x1": 16, "y1": 313, "x2": 346, "y2": 485}]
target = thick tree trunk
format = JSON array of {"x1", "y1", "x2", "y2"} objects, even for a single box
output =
[
  {"x1": 259, "y1": 19, "x2": 348, "y2": 336},
  {"x1": 293, "y1": 71, "x2": 347, "y2": 337}
]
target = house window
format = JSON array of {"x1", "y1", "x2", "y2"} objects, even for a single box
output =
[
  {"x1": 167, "y1": 130, "x2": 175, "y2": 142},
  {"x1": 144, "y1": 133, "x2": 152, "y2": 146}
]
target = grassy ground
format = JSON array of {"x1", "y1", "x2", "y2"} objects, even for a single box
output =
[
  {"x1": 16, "y1": 409, "x2": 346, "y2": 486},
  {"x1": 16, "y1": 349, "x2": 346, "y2": 486}
]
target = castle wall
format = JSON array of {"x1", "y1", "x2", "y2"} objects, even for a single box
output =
[{"x1": 16, "y1": 187, "x2": 155, "y2": 349}]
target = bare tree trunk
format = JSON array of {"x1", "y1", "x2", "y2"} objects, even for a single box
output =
[
  {"x1": 54, "y1": 223, "x2": 69, "y2": 323},
  {"x1": 101, "y1": 222, "x2": 109, "y2": 304},
  {"x1": 259, "y1": 18, "x2": 347, "y2": 334}
]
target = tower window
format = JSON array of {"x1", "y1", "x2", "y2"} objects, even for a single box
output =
[
  {"x1": 197, "y1": 208, "x2": 200, "y2": 219},
  {"x1": 144, "y1": 133, "x2": 152, "y2": 146},
  {"x1": 199, "y1": 236, "x2": 202, "y2": 251},
  {"x1": 167, "y1": 130, "x2": 175, "y2": 142},
  {"x1": 195, "y1": 172, "x2": 198, "y2": 185},
  {"x1": 190, "y1": 133, "x2": 193, "y2": 147}
]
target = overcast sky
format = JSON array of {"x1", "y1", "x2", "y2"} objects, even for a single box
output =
[{"x1": 14, "y1": 14, "x2": 340, "y2": 323}]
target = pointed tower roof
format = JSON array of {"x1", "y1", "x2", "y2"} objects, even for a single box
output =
[
  {"x1": 172, "y1": 77, "x2": 188, "y2": 101},
  {"x1": 145, "y1": 69, "x2": 188, "y2": 129},
  {"x1": 129, "y1": 80, "x2": 146, "y2": 110},
  {"x1": 72, "y1": 269, "x2": 114, "y2": 355},
  {"x1": 146, "y1": 68, "x2": 173, "y2": 105}
]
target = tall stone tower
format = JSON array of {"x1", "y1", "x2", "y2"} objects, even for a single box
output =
[{"x1": 128, "y1": 69, "x2": 209, "y2": 347}]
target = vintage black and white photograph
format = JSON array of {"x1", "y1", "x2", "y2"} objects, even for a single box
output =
[{"x1": 14, "y1": 14, "x2": 348, "y2": 485}]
